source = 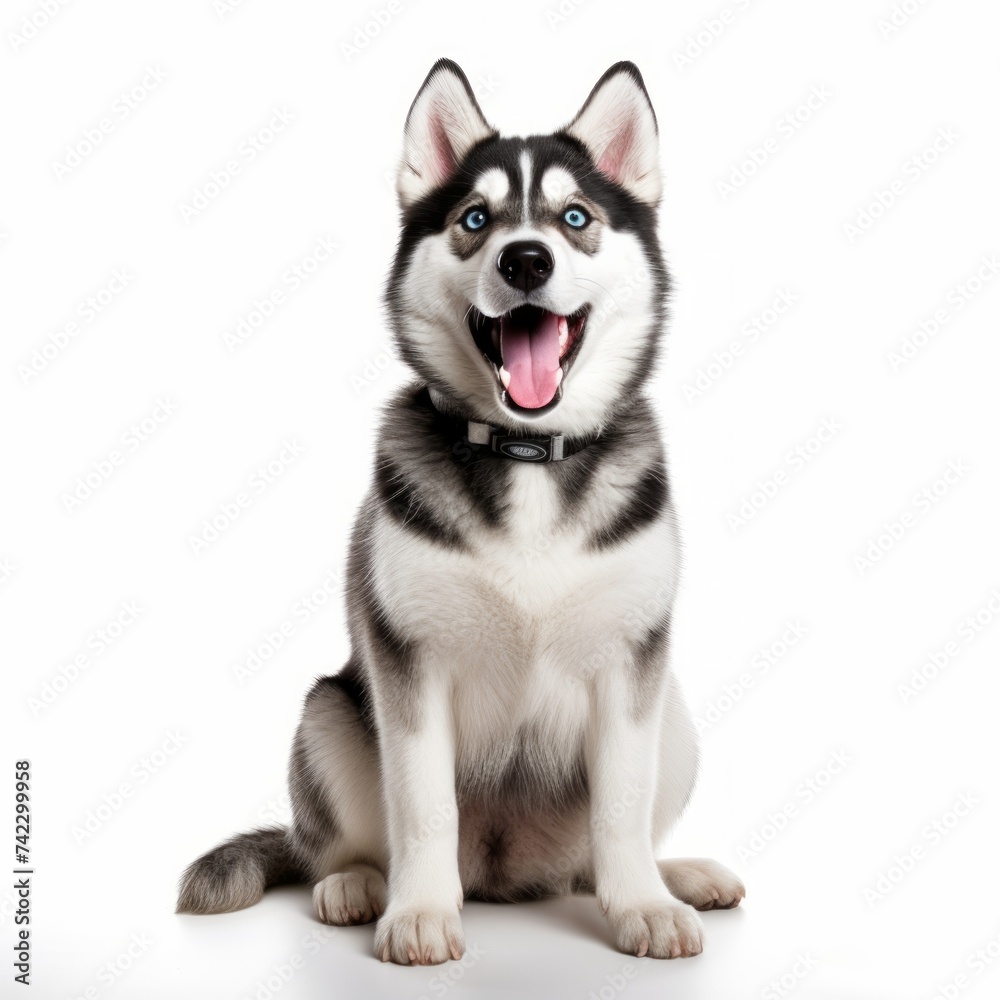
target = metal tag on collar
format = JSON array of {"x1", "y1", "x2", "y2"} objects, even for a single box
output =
[
  {"x1": 466, "y1": 420, "x2": 565, "y2": 462},
  {"x1": 491, "y1": 434, "x2": 558, "y2": 463}
]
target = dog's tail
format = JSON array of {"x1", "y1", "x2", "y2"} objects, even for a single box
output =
[{"x1": 176, "y1": 825, "x2": 306, "y2": 914}]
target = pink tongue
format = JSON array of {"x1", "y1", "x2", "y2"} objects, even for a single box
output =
[{"x1": 500, "y1": 311, "x2": 562, "y2": 409}]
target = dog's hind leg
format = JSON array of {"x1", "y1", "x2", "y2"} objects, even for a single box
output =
[
  {"x1": 313, "y1": 863, "x2": 387, "y2": 925},
  {"x1": 647, "y1": 675, "x2": 744, "y2": 912},
  {"x1": 291, "y1": 670, "x2": 389, "y2": 926},
  {"x1": 656, "y1": 858, "x2": 745, "y2": 911}
]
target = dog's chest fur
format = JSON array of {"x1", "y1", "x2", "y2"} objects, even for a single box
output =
[{"x1": 357, "y1": 388, "x2": 679, "y2": 801}]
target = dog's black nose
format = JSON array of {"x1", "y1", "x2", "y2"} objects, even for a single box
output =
[{"x1": 497, "y1": 241, "x2": 553, "y2": 291}]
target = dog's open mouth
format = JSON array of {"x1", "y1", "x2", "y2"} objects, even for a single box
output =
[{"x1": 467, "y1": 305, "x2": 589, "y2": 411}]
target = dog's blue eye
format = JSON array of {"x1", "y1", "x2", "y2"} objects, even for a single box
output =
[
  {"x1": 563, "y1": 207, "x2": 589, "y2": 228},
  {"x1": 462, "y1": 207, "x2": 489, "y2": 231}
]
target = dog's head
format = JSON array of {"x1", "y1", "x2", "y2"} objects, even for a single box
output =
[{"x1": 386, "y1": 59, "x2": 667, "y2": 436}]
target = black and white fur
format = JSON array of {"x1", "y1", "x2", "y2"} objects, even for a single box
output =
[{"x1": 177, "y1": 59, "x2": 744, "y2": 964}]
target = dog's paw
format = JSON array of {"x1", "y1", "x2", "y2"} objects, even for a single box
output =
[
  {"x1": 373, "y1": 904, "x2": 465, "y2": 965},
  {"x1": 658, "y1": 857, "x2": 745, "y2": 911},
  {"x1": 313, "y1": 867, "x2": 386, "y2": 925},
  {"x1": 605, "y1": 899, "x2": 704, "y2": 959}
]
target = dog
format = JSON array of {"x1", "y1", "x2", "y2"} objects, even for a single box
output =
[{"x1": 177, "y1": 58, "x2": 744, "y2": 964}]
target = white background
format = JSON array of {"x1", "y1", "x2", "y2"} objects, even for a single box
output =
[{"x1": 3, "y1": 0, "x2": 1000, "y2": 997}]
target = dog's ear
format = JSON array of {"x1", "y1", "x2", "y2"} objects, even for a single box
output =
[
  {"x1": 397, "y1": 59, "x2": 496, "y2": 209},
  {"x1": 564, "y1": 62, "x2": 661, "y2": 205}
]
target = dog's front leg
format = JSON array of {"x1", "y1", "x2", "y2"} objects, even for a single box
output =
[
  {"x1": 371, "y1": 668, "x2": 464, "y2": 965},
  {"x1": 586, "y1": 665, "x2": 704, "y2": 959}
]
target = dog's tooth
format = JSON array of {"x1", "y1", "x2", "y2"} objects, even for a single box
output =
[
  {"x1": 499, "y1": 366, "x2": 511, "y2": 388},
  {"x1": 555, "y1": 367, "x2": 564, "y2": 386},
  {"x1": 558, "y1": 316, "x2": 569, "y2": 349}
]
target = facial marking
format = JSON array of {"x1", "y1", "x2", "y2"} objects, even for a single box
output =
[
  {"x1": 524, "y1": 160, "x2": 605, "y2": 255},
  {"x1": 447, "y1": 168, "x2": 518, "y2": 261},
  {"x1": 519, "y1": 150, "x2": 532, "y2": 225},
  {"x1": 540, "y1": 166, "x2": 578, "y2": 206},
  {"x1": 475, "y1": 167, "x2": 510, "y2": 203},
  {"x1": 526, "y1": 166, "x2": 602, "y2": 257}
]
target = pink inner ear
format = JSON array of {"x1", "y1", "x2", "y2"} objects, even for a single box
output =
[
  {"x1": 428, "y1": 109, "x2": 458, "y2": 186},
  {"x1": 597, "y1": 116, "x2": 637, "y2": 186}
]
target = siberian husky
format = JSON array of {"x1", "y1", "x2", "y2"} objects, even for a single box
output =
[{"x1": 178, "y1": 58, "x2": 744, "y2": 964}]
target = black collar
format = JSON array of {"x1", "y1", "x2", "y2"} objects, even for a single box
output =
[{"x1": 427, "y1": 387, "x2": 598, "y2": 464}]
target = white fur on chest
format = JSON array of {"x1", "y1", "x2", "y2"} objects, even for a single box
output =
[{"x1": 371, "y1": 465, "x2": 679, "y2": 749}]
